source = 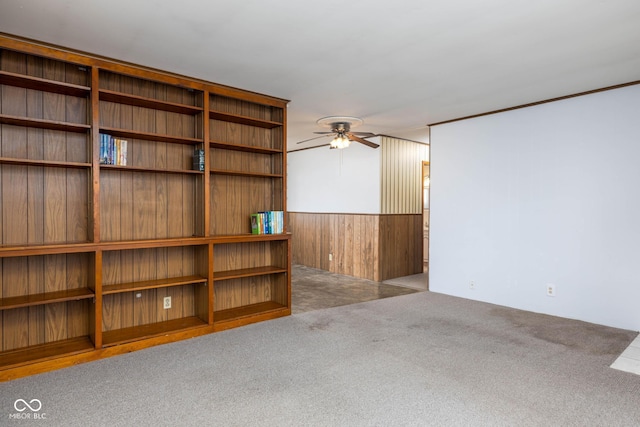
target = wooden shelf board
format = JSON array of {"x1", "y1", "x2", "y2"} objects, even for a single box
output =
[
  {"x1": 214, "y1": 301, "x2": 287, "y2": 323},
  {"x1": 0, "y1": 336, "x2": 94, "y2": 370},
  {"x1": 210, "y1": 168, "x2": 282, "y2": 178},
  {"x1": 0, "y1": 70, "x2": 90, "y2": 97},
  {"x1": 100, "y1": 126, "x2": 202, "y2": 145},
  {"x1": 0, "y1": 114, "x2": 90, "y2": 133},
  {"x1": 100, "y1": 89, "x2": 203, "y2": 115},
  {"x1": 214, "y1": 266, "x2": 286, "y2": 282},
  {"x1": 0, "y1": 235, "x2": 289, "y2": 257},
  {"x1": 99, "y1": 237, "x2": 207, "y2": 251},
  {"x1": 102, "y1": 316, "x2": 208, "y2": 347},
  {"x1": 0, "y1": 157, "x2": 91, "y2": 169},
  {"x1": 0, "y1": 242, "x2": 96, "y2": 258},
  {"x1": 209, "y1": 233, "x2": 291, "y2": 244},
  {"x1": 210, "y1": 140, "x2": 281, "y2": 154},
  {"x1": 103, "y1": 275, "x2": 207, "y2": 295},
  {"x1": 209, "y1": 111, "x2": 282, "y2": 129},
  {"x1": 0, "y1": 288, "x2": 94, "y2": 311},
  {"x1": 100, "y1": 164, "x2": 204, "y2": 175}
]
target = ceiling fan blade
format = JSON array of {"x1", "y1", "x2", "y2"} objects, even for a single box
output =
[
  {"x1": 313, "y1": 131, "x2": 335, "y2": 135},
  {"x1": 349, "y1": 131, "x2": 376, "y2": 137},
  {"x1": 296, "y1": 134, "x2": 331, "y2": 144},
  {"x1": 347, "y1": 133, "x2": 379, "y2": 148}
]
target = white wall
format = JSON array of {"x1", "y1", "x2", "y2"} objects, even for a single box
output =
[
  {"x1": 430, "y1": 85, "x2": 640, "y2": 331},
  {"x1": 287, "y1": 138, "x2": 381, "y2": 213}
]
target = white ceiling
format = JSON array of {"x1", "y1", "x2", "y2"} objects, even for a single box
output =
[{"x1": 1, "y1": 0, "x2": 639, "y2": 149}]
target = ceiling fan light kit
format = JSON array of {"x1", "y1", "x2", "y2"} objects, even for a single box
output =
[
  {"x1": 329, "y1": 133, "x2": 351, "y2": 149},
  {"x1": 297, "y1": 116, "x2": 379, "y2": 149}
]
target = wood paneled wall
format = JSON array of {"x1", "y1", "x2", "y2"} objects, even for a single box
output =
[
  {"x1": 381, "y1": 136, "x2": 429, "y2": 214},
  {"x1": 378, "y1": 214, "x2": 423, "y2": 280},
  {"x1": 289, "y1": 212, "x2": 422, "y2": 281}
]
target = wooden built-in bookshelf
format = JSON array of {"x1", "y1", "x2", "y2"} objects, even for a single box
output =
[{"x1": 0, "y1": 34, "x2": 290, "y2": 380}]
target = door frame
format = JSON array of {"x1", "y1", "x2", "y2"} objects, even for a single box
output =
[{"x1": 422, "y1": 161, "x2": 430, "y2": 277}]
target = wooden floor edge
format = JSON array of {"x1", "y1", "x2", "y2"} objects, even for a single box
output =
[
  {"x1": 214, "y1": 308, "x2": 291, "y2": 332},
  {"x1": 0, "y1": 324, "x2": 214, "y2": 382},
  {"x1": 0, "y1": 309, "x2": 292, "y2": 382}
]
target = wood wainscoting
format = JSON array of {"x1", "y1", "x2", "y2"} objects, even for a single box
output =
[{"x1": 289, "y1": 212, "x2": 422, "y2": 282}]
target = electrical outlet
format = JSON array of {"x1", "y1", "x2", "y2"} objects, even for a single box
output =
[
  {"x1": 546, "y1": 284, "x2": 556, "y2": 297},
  {"x1": 469, "y1": 280, "x2": 475, "y2": 290},
  {"x1": 329, "y1": 253, "x2": 333, "y2": 261},
  {"x1": 163, "y1": 296, "x2": 171, "y2": 309}
]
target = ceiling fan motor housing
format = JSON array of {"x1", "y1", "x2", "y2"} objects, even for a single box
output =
[{"x1": 332, "y1": 122, "x2": 351, "y2": 133}]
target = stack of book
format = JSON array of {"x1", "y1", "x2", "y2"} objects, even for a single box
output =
[
  {"x1": 99, "y1": 133, "x2": 128, "y2": 165},
  {"x1": 250, "y1": 211, "x2": 284, "y2": 235}
]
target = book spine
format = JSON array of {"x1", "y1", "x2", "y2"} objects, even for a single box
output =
[
  {"x1": 107, "y1": 135, "x2": 114, "y2": 165},
  {"x1": 115, "y1": 138, "x2": 121, "y2": 165},
  {"x1": 121, "y1": 139, "x2": 127, "y2": 166},
  {"x1": 250, "y1": 214, "x2": 260, "y2": 234},
  {"x1": 99, "y1": 134, "x2": 106, "y2": 164},
  {"x1": 193, "y1": 149, "x2": 205, "y2": 171}
]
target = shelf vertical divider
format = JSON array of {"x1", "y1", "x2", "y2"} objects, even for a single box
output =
[
  {"x1": 202, "y1": 92, "x2": 212, "y2": 325},
  {"x1": 90, "y1": 67, "x2": 102, "y2": 349},
  {"x1": 92, "y1": 249, "x2": 103, "y2": 348},
  {"x1": 281, "y1": 106, "x2": 288, "y2": 232},
  {"x1": 202, "y1": 91, "x2": 211, "y2": 237},
  {"x1": 90, "y1": 67, "x2": 101, "y2": 243},
  {"x1": 207, "y1": 243, "x2": 215, "y2": 324}
]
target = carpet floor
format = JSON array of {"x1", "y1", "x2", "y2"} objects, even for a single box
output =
[{"x1": 2, "y1": 291, "x2": 639, "y2": 426}]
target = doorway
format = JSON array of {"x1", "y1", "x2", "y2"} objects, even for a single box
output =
[{"x1": 422, "y1": 161, "x2": 430, "y2": 273}]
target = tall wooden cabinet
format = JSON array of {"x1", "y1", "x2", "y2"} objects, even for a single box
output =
[{"x1": 0, "y1": 35, "x2": 290, "y2": 380}]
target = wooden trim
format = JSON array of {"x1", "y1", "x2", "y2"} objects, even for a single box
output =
[
  {"x1": 213, "y1": 266, "x2": 287, "y2": 281},
  {"x1": 202, "y1": 91, "x2": 211, "y2": 238},
  {"x1": 0, "y1": 157, "x2": 91, "y2": 169},
  {"x1": 0, "y1": 288, "x2": 95, "y2": 310},
  {"x1": 102, "y1": 275, "x2": 208, "y2": 294},
  {"x1": 281, "y1": 107, "x2": 289, "y2": 229},
  {"x1": 288, "y1": 211, "x2": 419, "y2": 216},
  {"x1": 99, "y1": 89, "x2": 203, "y2": 115},
  {"x1": 0, "y1": 114, "x2": 90, "y2": 132},
  {"x1": 428, "y1": 80, "x2": 640, "y2": 127},
  {"x1": 0, "y1": 327, "x2": 217, "y2": 381},
  {"x1": 0, "y1": 69, "x2": 90, "y2": 96},
  {"x1": 214, "y1": 304, "x2": 290, "y2": 329},
  {"x1": 91, "y1": 67, "x2": 101, "y2": 243},
  {"x1": 210, "y1": 140, "x2": 282, "y2": 154},
  {"x1": 102, "y1": 317, "x2": 208, "y2": 347},
  {"x1": 288, "y1": 211, "x2": 380, "y2": 216},
  {"x1": 93, "y1": 250, "x2": 103, "y2": 349}
]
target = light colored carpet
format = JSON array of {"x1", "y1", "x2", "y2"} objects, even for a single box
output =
[{"x1": 2, "y1": 292, "x2": 639, "y2": 426}]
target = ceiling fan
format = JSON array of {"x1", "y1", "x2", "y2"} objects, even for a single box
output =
[{"x1": 296, "y1": 116, "x2": 379, "y2": 149}]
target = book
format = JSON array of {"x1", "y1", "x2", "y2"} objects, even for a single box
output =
[
  {"x1": 250, "y1": 211, "x2": 284, "y2": 234},
  {"x1": 250, "y1": 213, "x2": 261, "y2": 234},
  {"x1": 99, "y1": 133, "x2": 128, "y2": 166},
  {"x1": 99, "y1": 134, "x2": 108, "y2": 164},
  {"x1": 193, "y1": 149, "x2": 205, "y2": 171}
]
